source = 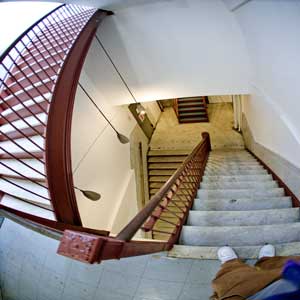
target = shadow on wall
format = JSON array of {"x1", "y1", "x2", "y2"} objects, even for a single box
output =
[{"x1": 97, "y1": 16, "x2": 141, "y2": 94}]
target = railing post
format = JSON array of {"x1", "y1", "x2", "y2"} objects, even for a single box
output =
[{"x1": 202, "y1": 131, "x2": 211, "y2": 151}]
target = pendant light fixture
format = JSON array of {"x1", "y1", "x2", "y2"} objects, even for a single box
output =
[
  {"x1": 78, "y1": 83, "x2": 130, "y2": 144},
  {"x1": 74, "y1": 186, "x2": 101, "y2": 201},
  {"x1": 95, "y1": 35, "x2": 147, "y2": 118}
]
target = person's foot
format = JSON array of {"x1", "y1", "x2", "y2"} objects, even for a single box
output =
[
  {"x1": 217, "y1": 246, "x2": 238, "y2": 264},
  {"x1": 259, "y1": 244, "x2": 275, "y2": 259}
]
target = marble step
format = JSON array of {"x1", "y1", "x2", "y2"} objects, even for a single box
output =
[
  {"x1": 202, "y1": 174, "x2": 273, "y2": 183},
  {"x1": 168, "y1": 243, "x2": 300, "y2": 259},
  {"x1": 207, "y1": 161, "x2": 260, "y2": 166},
  {"x1": 200, "y1": 181, "x2": 277, "y2": 190},
  {"x1": 193, "y1": 197, "x2": 292, "y2": 211},
  {"x1": 197, "y1": 188, "x2": 285, "y2": 199},
  {"x1": 205, "y1": 165, "x2": 264, "y2": 171},
  {"x1": 187, "y1": 208, "x2": 299, "y2": 226},
  {"x1": 204, "y1": 169, "x2": 268, "y2": 175},
  {"x1": 179, "y1": 223, "x2": 300, "y2": 246}
]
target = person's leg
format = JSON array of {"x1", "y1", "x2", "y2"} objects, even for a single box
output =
[
  {"x1": 255, "y1": 245, "x2": 300, "y2": 271},
  {"x1": 212, "y1": 247, "x2": 256, "y2": 299}
]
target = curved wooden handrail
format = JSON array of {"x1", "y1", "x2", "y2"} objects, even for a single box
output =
[{"x1": 45, "y1": 9, "x2": 108, "y2": 226}]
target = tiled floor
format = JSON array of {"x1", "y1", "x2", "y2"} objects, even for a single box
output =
[
  {"x1": 150, "y1": 103, "x2": 244, "y2": 151},
  {"x1": 0, "y1": 218, "x2": 221, "y2": 300}
]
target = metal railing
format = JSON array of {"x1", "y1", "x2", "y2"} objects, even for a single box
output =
[{"x1": 0, "y1": 4, "x2": 109, "y2": 230}]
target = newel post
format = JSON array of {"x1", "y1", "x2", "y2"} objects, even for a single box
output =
[{"x1": 201, "y1": 132, "x2": 211, "y2": 151}]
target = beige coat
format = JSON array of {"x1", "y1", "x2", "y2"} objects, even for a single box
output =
[{"x1": 211, "y1": 256, "x2": 300, "y2": 300}]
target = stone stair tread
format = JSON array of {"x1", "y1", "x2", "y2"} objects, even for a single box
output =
[
  {"x1": 168, "y1": 243, "x2": 300, "y2": 260},
  {"x1": 202, "y1": 174, "x2": 273, "y2": 182},
  {"x1": 206, "y1": 165, "x2": 264, "y2": 170},
  {"x1": 197, "y1": 188, "x2": 285, "y2": 199},
  {"x1": 179, "y1": 223, "x2": 300, "y2": 246},
  {"x1": 193, "y1": 197, "x2": 292, "y2": 211},
  {"x1": 204, "y1": 169, "x2": 268, "y2": 175},
  {"x1": 187, "y1": 208, "x2": 299, "y2": 226},
  {"x1": 200, "y1": 181, "x2": 278, "y2": 189}
]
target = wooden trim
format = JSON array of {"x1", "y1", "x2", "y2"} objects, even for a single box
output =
[
  {"x1": 45, "y1": 10, "x2": 109, "y2": 225},
  {"x1": 247, "y1": 149, "x2": 300, "y2": 207}
]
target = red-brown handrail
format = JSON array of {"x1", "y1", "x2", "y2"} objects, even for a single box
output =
[
  {"x1": 58, "y1": 132, "x2": 211, "y2": 263},
  {"x1": 117, "y1": 132, "x2": 211, "y2": 242},
  {"x1": 0, "y1": 4, "x2": 110, "y2": 231}
]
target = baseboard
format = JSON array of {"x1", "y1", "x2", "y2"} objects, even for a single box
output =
[{"x1": 242, "y1": 113, "x2": 300, "y2": 199}]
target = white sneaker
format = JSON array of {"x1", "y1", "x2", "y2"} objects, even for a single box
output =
[
  {"x1": 259, "y1": 244, "x2": 275, "y2": 259},
  {"x1": 217, "y1": 246, "x2": 238, "y2": 264}
]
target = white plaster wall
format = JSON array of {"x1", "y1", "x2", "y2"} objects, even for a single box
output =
[
  {"x1": 227, "y1": 0, "x2": 300, "y2": 167},
  {"x1": 96, "y1": 0, "x2": 251, "y2": 102},
  {"x1": 0, "y1": 2, "x2": 61, "y2": 55},
  {"x1": 71, "y1": 37, "x2": 142, "y2": 230}
]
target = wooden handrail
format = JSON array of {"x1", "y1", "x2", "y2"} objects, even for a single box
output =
[
  {"x1": 57, "y1": 132, "x2": 211, "y2": 263},
  {"x1": 45, "y1": 10, "x2": 108, "y2": 225},
  {"x1": 117, "y1": 132, "x2": 211, "y2": 241}
]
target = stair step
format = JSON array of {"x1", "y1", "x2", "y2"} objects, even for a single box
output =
[
  {"x1": 1, "y1": 194, "x2": 54, "y2": 220},
  {"x1": 178, "y1": 107, "x2": 207, "y2": 112},
  {"x1": 178, "y1": 112, "x2": 207, "y2": 117},
  {"x1": 149, "y1": 170, "x2": 175, "y2": 176},
  {"x1": 187, "y1": 208, "x2": 299, "y2": 226},
  {"x1": 178, "y1": 102, "x2": 205, "y2": 107},
  {"x1": 0, "y1": 101, "x2": 48, "y2": 125},
  {"x1": 179, "y1": 223, "x2": 300, "y2": 246},
  {"x1": 149, "y1": 176, "x2": 172, "y2": 182},
  {"x1": 0, "y1": 124, "x2": 45, "y2": 141},
  {"x1": 204, "y1": 169, "x2": 268, "y2": 175},
  {"x1": 205, "y1": 166, "x2": 264, "y2": 172},
  {"x1": 148, "y1": 156, "x2": 185, "y2": 163},
  {"x1": 202, "y1": 174, "x2": 273, "y2": 182},
  {"x1": 148, "y1": 163, "x2": 181, "y2": 169},
  {"x1": 168, "y1": 243, "x2": 300, "y2": 260},
  {"x1": 200, "y1": 181, "x2": 277, "y2": 190},
  {"x1": 207, "y1": 161, "x2": 259, "y2": 166},
  {"x1": 193, "y1": 197, "x2": 292, "y2": 211},
  {"x1": 179, "y1": 118, "x2": 208, "y2": 123},
  {"x1": 197, "y1": 188, "x2": 285, "y2": 199},
  {"x1": 148, "y1": 150, "x2": 190, "y2": 156},
  {"x1": 0, "y1": 177, "x2": 48, "y2": 201}
]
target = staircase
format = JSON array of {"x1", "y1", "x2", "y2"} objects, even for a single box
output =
[
  {"x1": 0, "y1": 5, "x2": 100, "y2": 222},
  {"x1": 175, "y1": 96, "x2": 209, "y2": 123},
  {"x1": 147, "y1": 149, "x2": 190, "y2": 239},
  {"x1": 170, "y1": 149, "x2": 300, "y2": 259}
]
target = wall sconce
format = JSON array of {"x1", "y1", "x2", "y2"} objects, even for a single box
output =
[{"x1": 74, "y1": 186, "x2": 101, "y2": 201}]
